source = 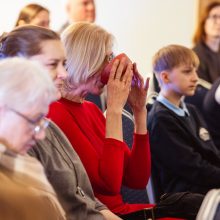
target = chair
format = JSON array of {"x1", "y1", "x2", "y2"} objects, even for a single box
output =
[
  {"x1": 121, "y1": 108, "x2": 149, "y2": 203},
  {"x1": 86, "y1": 93, "x2": 106, "y2": 112},
  {"x1": 196, "y1": 189, "x2": 220, "y2": 220}
]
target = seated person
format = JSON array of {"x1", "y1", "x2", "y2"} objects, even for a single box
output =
[
  {"x1": 0, "y1": 57, "x2": 65, "y2": 219},
  {"x1": 48, "y1": 22, "x2": 152, "y2": 215},
  {"x1": 0, "y1": 25, "x2": 121, "y2": 220},
  {"x1": 192, "y1": 1, "x2": 220, "y2": 84},
  {"x1": 59, "y1": 0, "x2": 96, "y2": 32},
  {"x1": 203, "y1": 77, "x2": 220, "y2": 149},
  {"x1": 47, "y1": 22, "x2": 203, "y2": 220},
  {"x1": 148, "y1": 44, "x2": 220, "y2": 196},
  {"x1": 184, "y1": 1, "x2": 220, "y2": 117}
]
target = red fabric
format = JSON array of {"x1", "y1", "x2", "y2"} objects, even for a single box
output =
[{"x1": 48, "y1": 98, "x2": 152, "y2": 214}]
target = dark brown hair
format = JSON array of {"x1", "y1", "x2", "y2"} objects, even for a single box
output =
[
  {"x1": 15, "y1": 3, "x2": 49, "y2": 27},
  {"x1": 193, "y1": 1, "x2": 220, "y2": 44},
  {"x1": 0, "y1": 25, "x2": 60, "y2": 59}
]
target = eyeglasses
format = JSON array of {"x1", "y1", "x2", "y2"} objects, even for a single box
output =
[
  {"x1": 8, "y1": 107, "x2": 49, "y2": 135},
  {"x1": 207, "y1": 14, "x2": 220, "y2": 21},
  {"x1": 105, "y1": 53, "x2": 115, "y2": 63}
]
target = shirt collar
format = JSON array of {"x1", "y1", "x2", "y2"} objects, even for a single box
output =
[{"x1": 157, "y1": 94, "x2": 190, "y2": 117}]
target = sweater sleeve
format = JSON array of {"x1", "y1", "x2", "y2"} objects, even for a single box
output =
[
  {"x1": 122, "y1": 133, "x2": 151, "y2": 189},
  {"x1": 149, "y1": 112, "x2": 220, "y2": 187}
]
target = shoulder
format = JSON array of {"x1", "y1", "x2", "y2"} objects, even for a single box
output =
[
  {"x1": 148, "y1": 101, "x2": 176, "y2": 131},
  {"x1": 148, "y1": 101, "x2": 172, "y2": 121},
  {"x1": 193, "y1": 42, "x2": 206, "y2": 54}
]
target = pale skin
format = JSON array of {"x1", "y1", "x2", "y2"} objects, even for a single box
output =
[
  {"x1": 106, "y1": 59, "x2": 149, "y2": 140},
  {"x1": 61, "y1": 56, "x2": 147, "y2": 220},
  {"x1": 18, "y1": 10, "x2": 50, "y2": 28},
  {"x1": 128, "y1": 63, "x2": 149, "y2": 134},
  {"x1": 158, "y1": 64, "x2": 198, "y2": 107},
  {"x1": 24, "y1": 38, "x2": 121, "y2": 219},
  {"x1": 62, "y1": 56, "x2": 149, "y2": 141},
  {"x1": 0, "y1": 104, "x2": 48, "y2": 155},
  {"x1": 66, "y1": 0, "x2": 96, "y2": 23},
  {"x1": 29, "y1": 40, "x2": 68, "y2": 99},
  {"x1": 106, "y1": 58, "x2": 133, "y2": 141},
  {"x1": 204, "y1": 5, "x2": 220, "y2": 52}
]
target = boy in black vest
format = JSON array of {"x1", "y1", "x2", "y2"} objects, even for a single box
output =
[{"x1": 148, "y1": 44, "x2": 220, "y2": 197}]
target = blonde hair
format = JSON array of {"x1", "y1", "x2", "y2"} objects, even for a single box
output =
[
  {"x1": 61, "y1": 22, "x2": 114, "y2": 91},
  {"x1": 0, "y1": 57, "x2": 56, "y2": 111},
  {"x1": 152, "y1": 45, "x2": 199, "y2": 86}
]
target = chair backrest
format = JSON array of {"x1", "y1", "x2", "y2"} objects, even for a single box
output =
[
  {"x1": 121, "y1": 107, "x2": 155, "y2": 204},
  {"x1": 85, "y1": 93, "x2": 106, "y2": 112},
  {"x1": 196, "y1": 189, "x2": 220, "y2": 220}
]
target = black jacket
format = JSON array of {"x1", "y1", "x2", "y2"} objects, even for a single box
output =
[{"x1": 148, "y1": 101, "x2": 220, "y2": 196}]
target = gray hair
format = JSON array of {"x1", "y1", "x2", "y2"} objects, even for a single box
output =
[
  {"x1": 61, "y1": 22, "x2": 114, "y2": 91},
  {"x1": 0, "y1": 57, "x2": 57, "y2": 110}
]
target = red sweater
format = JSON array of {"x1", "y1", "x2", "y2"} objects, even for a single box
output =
[{"x1": 48, "y1": 98, "x2": 152, "y2": 214}]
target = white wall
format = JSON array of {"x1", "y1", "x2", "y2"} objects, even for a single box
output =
[
  {"x1": 0, "y1": 0, "x2": 67, "y2": 33},
  {"x1": 0, "y1": 0, "x2": 198, "y2": 77},
  {"x1": 96, "y1": 0, "x2": 199, "y2": 77}
]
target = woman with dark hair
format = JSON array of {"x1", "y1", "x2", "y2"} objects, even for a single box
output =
[
  {"x1": 15, "y1": 3, "x2": 50, "y2": 28},
  {"x1": 193, "y1": 1, "x2": 220, "y2": 83}
]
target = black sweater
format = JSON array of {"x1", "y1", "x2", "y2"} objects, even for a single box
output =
[
  {"x1": 203, "y1": 77, "x2": 220, "y2": 150},
  {"x1": 148, "y1": 101, "x2": 220, "y2": 196},
  {"x1": 193, "y1": 41, "x2": 220, "y2": 84}
]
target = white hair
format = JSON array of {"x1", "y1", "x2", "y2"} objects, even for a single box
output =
[{"x1": 0, "y1": 57, "x2": 57, "y2": 110}]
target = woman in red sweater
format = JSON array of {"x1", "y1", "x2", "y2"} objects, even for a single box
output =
[{"x1": 48, "y1": 22, "x2": 151, "y2": 215}]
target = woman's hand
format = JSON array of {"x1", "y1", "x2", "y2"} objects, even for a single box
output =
[
  {"x1": 128, "y1": 63, "x2": 149, "y2": 113},
  {"x1": 106, "y1": 58, "x2": 133, "y2": 113},
  {"x1": 105, "y1": 57, "x2": 133, "y2": 140},
  {"x1": 128, "y1": 63, "x2": 149, "y2": 134}
]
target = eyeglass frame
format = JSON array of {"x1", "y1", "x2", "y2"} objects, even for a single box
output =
[
  {"x1": 7, "y1": 107, "x2": 49, "y2": 135},
  {"x1": 207, "y1": 14, "x2": 220, "y2": 22}
]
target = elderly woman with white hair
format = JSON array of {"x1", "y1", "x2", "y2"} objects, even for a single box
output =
[
  {"x1": 0, "y1": 57, "x2": 65, "y2": 220},
  {"x1": 0, "y1": 25, "x2": 123, "y2": 220}
]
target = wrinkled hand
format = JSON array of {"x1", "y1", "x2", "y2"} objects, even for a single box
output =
[
  {"x1": 128, "y1": 63, "x2": 149, "y2": 112},
  {"x1": 106, "y1": 58, "x2": 133, "y2": 112}
]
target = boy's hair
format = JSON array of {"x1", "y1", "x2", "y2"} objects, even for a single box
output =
[
  {"x1": 152, "y1": 44, "x2": 199, "y2": 87},
  {"x1": 153, "y1": 44, "x2": 199, "y2": 73}
]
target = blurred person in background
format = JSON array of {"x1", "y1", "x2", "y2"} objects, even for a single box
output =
[
  {"x1": 15, "y1": 3, "x2": 50, "y2": 28},
  {"x1": 193, "y1": 1, "x2": 220, "y2": 83},
  {"x1": 59, "y1": 0, "x2": 105, "y2": 111},
  {"x1": 0, "y1": 25, "x2": 122, "y2": 220},
  {"x1": 59, "y1": 0, "x2": 95, "y2": 32}
]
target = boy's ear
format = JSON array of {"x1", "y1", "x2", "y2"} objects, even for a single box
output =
[{"x1": 161, "y1": 70, "x2": 170, "y2": 84}]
